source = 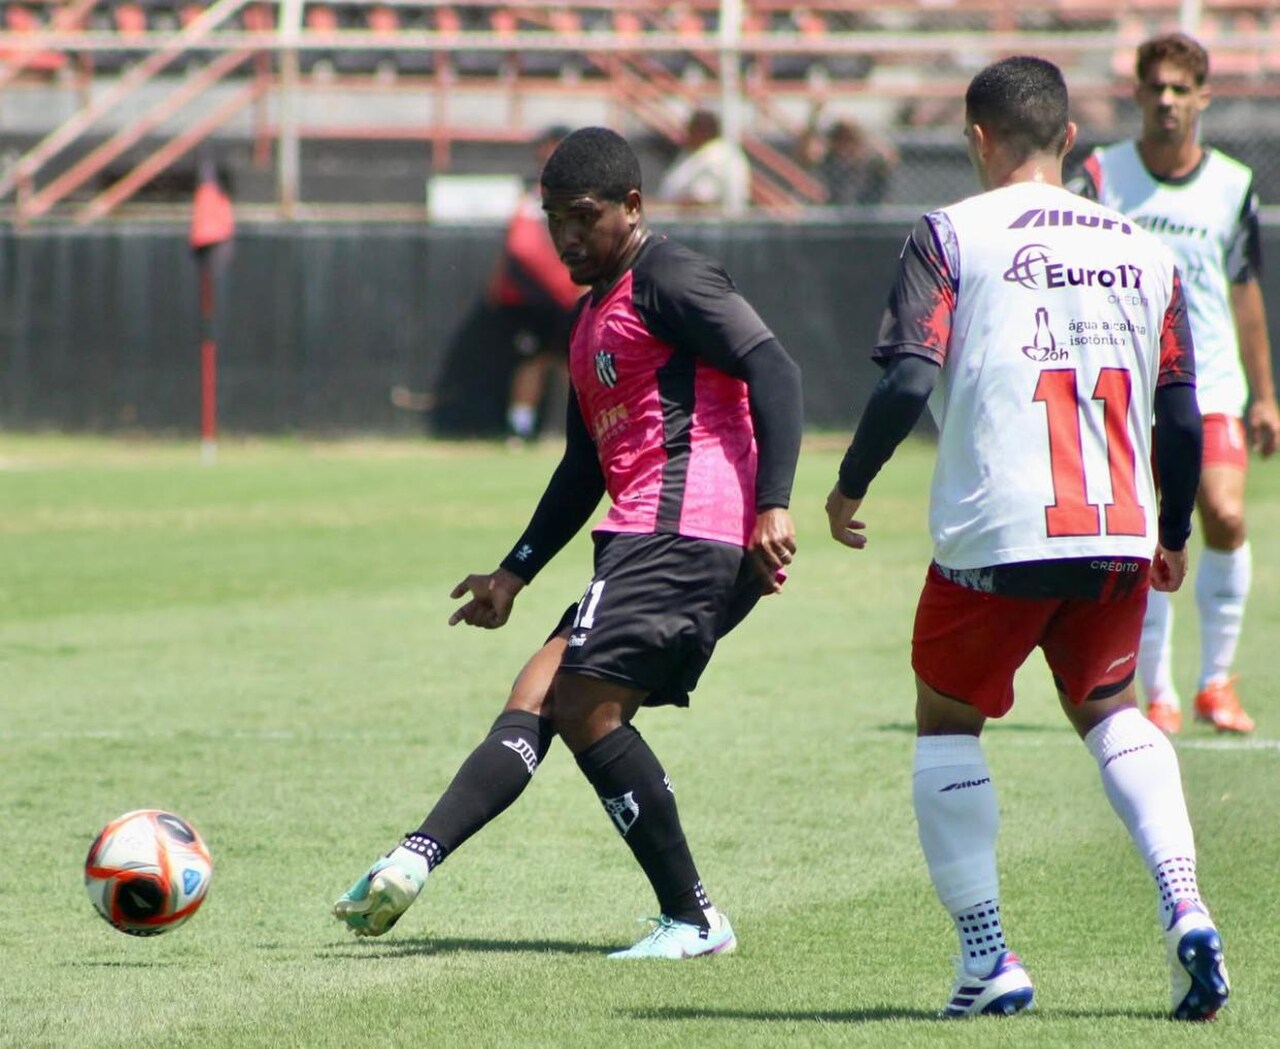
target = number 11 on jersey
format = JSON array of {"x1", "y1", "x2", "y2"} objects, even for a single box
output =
[{"x1": 1034, "y1": 367, "x2": 1146, "y2": 539}]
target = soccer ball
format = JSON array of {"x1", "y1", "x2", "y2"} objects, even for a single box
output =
[{"x1": 84, "y1": 809, "x2": 213, "y2": 936}]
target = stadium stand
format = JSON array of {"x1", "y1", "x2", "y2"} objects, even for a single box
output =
[{"x1": 0, "y1": 0, "x2": 1276, "y2": 221}]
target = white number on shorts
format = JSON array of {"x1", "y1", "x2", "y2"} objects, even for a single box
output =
[{"x1": 573, "y1": 579, "x2": 606, "y2": 630}]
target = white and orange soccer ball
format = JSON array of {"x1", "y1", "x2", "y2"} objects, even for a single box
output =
[{"x1": 84, "y1": 809, "x2": 213, "y2": 936}]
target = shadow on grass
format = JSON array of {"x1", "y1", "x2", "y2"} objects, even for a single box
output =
[
  {"x1": 317, "y1": 936, "x2": 606, "y2": 960},
  {"x1": 625, "y1": 1004, "x2": 1172, "y2": 1023},
  {"x1": 70, "y1": 960, "x2": 168, "y2": 968},
  {"x1": 624, "y1": 1006, "x2": 939, "y2": 1023}
]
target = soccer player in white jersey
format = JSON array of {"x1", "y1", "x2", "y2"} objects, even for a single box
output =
[
  {"x1": 826, "y1": 56, "x2": 1229, "y2": 1020},
  {"x1": 1074, "y1": 33, "x2": 1280, "y2": 735}
]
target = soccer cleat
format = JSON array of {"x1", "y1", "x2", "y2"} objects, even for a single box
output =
[
  {"x1": 1165, "y1": 900, "x2": 1229, "y2": 1021},
  {"x1": 607, "y1": 912, "x2": 737, "y2": 960},
  {"x1": 1146, "y1": 699, "x2": 1183, "y2": 736},
  {"x1": 1193, "y1": 678, "x2": 1254, "y2": 734},
  {"x1": 332, "y1": 852, "x2": 427, "y2": 937},
  {"x1": 941, "y1": 951, "x2": 1035, "y2": 1018}
]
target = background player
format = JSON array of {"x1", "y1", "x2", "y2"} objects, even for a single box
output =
[
  {"x1": 335, "y1": 127, "x2": 803, "y2": 960},
  {"x1": 1074, "y1": 33, "x2": 1280, "y2": 734},
  {"x1": 826, "y1": 56, "x2": 1228, "y2": 1020}
]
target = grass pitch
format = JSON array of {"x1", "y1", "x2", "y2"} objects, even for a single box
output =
[{"x1": 1, "y1": 434, "x2": 1277, "y2": 1048}]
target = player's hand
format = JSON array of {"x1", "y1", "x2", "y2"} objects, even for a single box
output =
[
  {"x1": 749, "y1": 507, "x2": 795, "y2": 595},
  {"x1": 448, "y1": 568, "x2": 525, "y2": 629},
  {"x1": 825, "y1": 485, "x2": 867, "y2": 550},
  {"x1": 1150, "y1": 544, "x2": 1188, "y2": 593},
  {"x1": 1247, "y1": 396, "x2": 1280, "y2": 458}
]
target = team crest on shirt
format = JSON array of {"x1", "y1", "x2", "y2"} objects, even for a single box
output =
[{"x1": 594, "y1": 350, "x2": 618, "y2": 388}]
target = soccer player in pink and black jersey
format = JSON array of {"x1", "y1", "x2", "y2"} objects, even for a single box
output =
[
  {"x1": 826, "y1": 57, "x2": 1229, "y2": 1019},
  {"x1": 1074, "y1": 33, "x2": 1280, "y2": 735},
  {"x1": 335, "y1": 127, "x2": 803, "y2": 959}
]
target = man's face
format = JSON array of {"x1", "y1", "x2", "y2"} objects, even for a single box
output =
[
  {"x1": 1135, "y1": 60, "x2": 1207, "y2": 147},
  {"x1": 541, "y1": 186, "x2": 640, "y2": 286}
]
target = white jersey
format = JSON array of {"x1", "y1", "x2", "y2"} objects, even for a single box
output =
[
  {"x1": 873, "y1": 181, "x2": 1196, "y2": 570},
  {"x1": 1080, "y1": 142, "x2": 1257, "y2": 417}
]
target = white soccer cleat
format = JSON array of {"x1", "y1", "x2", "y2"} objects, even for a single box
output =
[
  {"x1": 332, "y1": 852, "x2": 428, "y2": 937},
  {"x1": 1165, "y1": 900, "x2": 1229, "y2": 1021},
  {"x1": 607, "y1": 912, "x2": 737, "y2": 960},
  {"x1": 941, "y1": 951, "x2": 1034, "y2": 1018}
]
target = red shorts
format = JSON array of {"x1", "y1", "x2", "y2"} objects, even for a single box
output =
[
  {"x1": 911, "y1": 563, "x2": 1149, "y2": 718},
  {"x1": 1202, "y1": 413, "x2": 1247, "y2": 470}
]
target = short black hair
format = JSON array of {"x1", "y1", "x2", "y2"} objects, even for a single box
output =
[
  {"x1": 966, "y1": 56, "x2": 1069, "y2": 159},
  {"x1": 540, "y1": 127, "x2": 642, "y2": 202}
]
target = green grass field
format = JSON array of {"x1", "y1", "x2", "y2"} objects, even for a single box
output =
[{"x1": 2, "y1": 434, "x2": 1277, "y2": 1049}]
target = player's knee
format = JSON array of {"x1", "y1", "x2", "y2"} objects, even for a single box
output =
[{"x1": 1200, "y1": 505, "x2": 1246, "y2": 549}]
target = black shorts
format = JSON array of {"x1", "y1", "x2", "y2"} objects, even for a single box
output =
[{"x1": 550, "y1": 531, "x2": 763, "y2": 707}]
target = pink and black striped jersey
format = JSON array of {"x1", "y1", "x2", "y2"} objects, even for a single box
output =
[{"x1": 569, "y1": 236, "x2": 775, "y2": 548}]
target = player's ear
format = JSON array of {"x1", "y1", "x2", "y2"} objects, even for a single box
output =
[
  {"x1": 1061, "y1": 120, "x2": 1078, "y2": 157},
  {"x1": 624, "y1": 188, "x2": 643, "y2": 223},
  {"x1": 1197, "y1": 83, "x2": 1211, "y2": 113}
]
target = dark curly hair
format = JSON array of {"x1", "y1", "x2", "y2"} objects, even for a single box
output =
[{"x1": 1136, "y1": 33, "x2": 1209, "y2": 86}]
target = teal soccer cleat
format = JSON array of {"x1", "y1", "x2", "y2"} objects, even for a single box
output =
[
  {"x1": 607, "y1": 912, "x2": 737, "y2": 960},
  {"x1": 332, "y1": 853, "x2": 427, "y2": 937}
]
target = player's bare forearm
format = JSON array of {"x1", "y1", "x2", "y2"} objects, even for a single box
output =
[{"x1": 1231, "y1": 282, "x2": 1279, "y2": 456}]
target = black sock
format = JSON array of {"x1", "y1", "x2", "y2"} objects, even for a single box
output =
[
  {"x1": 574, "y1": 723, "x2": 711, "y2": 928},
  {"x1": 410, "y1": 710, "x2": 554, "y2": 868}
]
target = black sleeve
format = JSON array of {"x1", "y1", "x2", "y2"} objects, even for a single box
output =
[
  {"x1": 499, "y1": 392, "x2": 606, "y2": 583},
  {"x1": 1152, "y1": 382, "x2": 1203, "y2": 552},
  {"x1": 837, "y1": 354, "x2": 940, "y2": 499},
  {"x1": 738, "y1": 337, "x2": 804, "y2": 509}
]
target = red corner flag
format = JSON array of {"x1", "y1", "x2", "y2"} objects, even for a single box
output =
[{"x1": 190, "y1": 158, "x2": 234, "y2": 462}]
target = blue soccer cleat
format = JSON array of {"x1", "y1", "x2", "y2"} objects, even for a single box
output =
[
  {"x1": 941, "y1": 951, "x2": 1035, "y2": 1018},
  {"x1": 1165, "y1": 900, "x2": 1230, "y2": 1021},
  {"x1": 332, "y1": 852, "x2": 428, "y2": 937},
  {"x1": 607, "y1": 912, "x2": 737, "y2": 960}
]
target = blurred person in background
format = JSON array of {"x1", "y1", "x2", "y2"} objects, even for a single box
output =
[
  {"x1": 489, "y1": 125, "x2": 583, "y2": 444},
  {"x1": 1074, "y1": 32, "x2": 1280, "y2": 735},
  {"x1": 799, "y1": 112, "x2": 899, "y2": 206},
  {"x1": 655, "y1": 108, "x2": 751, "y2": 213}
]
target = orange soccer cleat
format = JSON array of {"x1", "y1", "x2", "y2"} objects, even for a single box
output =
[
  {"x1": 1146, "y1": 699, "x2": 1183, "y2": 736},
  {"x1": 1193, "y1": 678, "x2": 1254, "y2": 734}
]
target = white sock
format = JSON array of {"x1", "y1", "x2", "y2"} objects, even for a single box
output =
[
  {"x1": 913, "y1": 735, "x2": 1004, "y2": 973},
  {"x1": 1138, "y1": 589, "x2": 1179, "y2": 709},
  {"x1": 1196, "y1": 543, "x2": 1251, "y2": 690},
  {"x1": 1084, "y1": 708, "x2": 1198, "y2": 926}
]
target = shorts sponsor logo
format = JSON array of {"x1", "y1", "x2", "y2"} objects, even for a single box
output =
[
  {"x1": 601, "y1": 791, "x2": 640, "y2": 836},
  {"x1": 567, "y1": 633, "x2": 587, "y2": 647},
  {"x1": 1105, "y1": 651, "x2": 1136, "y2": 673},
  {"x1": 1004, "y1": 243, "x2": 1143, "y2": 293}
]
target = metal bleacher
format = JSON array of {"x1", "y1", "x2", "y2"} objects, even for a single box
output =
[{"x1": 0, "y1": 0, "x2": 1276, "y2": 223}]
